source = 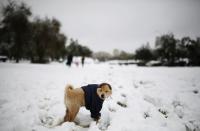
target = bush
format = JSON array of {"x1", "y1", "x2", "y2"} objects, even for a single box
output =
[{"x1": 135, "y1": 43, "x2": 153, "y2": 63}]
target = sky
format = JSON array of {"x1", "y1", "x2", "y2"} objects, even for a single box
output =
[{"x1": 1, "y1": 0, "x2": 200, "y2": 53}]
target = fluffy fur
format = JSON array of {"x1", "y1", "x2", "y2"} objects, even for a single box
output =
[{"x1": 64, "y1": 83, "x2": 112, "y2": 122}]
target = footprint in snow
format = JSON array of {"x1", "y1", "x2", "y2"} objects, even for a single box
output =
[
  {"x1": 121, "y1": 93, "x2": 126, "y2": 98},
  {"x1": 185, "y1": 120, "x2": 200, "y2": 131},
  {"x1": 117, "y1": 93, "x2": 128, "y2": 108},
  {"x1": 143, "y1": 111, "x2": 151, "y2": 119},
  {"x1": 158, "y1": 108, "x2": 168, "y2": 118},
  {"x1": 172, "y1": 100, "x2": 184, "y2": 119},
  {"x1": 193, "y1": 89, "x2": 198, "y2": 94},
  {"x1": 39, "y1": 113, "x2": 64, "y2": 128},
  {"x1": 40, "y1": 116, "x2": 54, "y2": 127},
  {"x1": 117, "y1": 101, "x2": 127, "y2": 108}
]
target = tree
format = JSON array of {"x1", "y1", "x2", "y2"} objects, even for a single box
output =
[
  {"x1": 45, "y1": 18, "x2": 67, "y2": 60},
  {"x1": 0, "y1": 0, "x2": 32, "y2": 62},
  {"x1": 80, "y1": 46, "x2": 93, "y2": 57},
  {"x1": 66, "y1": 39, "x2": 92, "y2": 57},
  {"x1": 135, "y1": 43, "x2": 153, "y2": 63},
  {"x1": 176, "y1": 37, "x2": 200, "y2": 66},
  {"x1": 155, "y1": 33, "x2": 177, "y2": 65},
  {"x1": 31, "y1": 17, "x2": 67, "y2": 63},
  {"x1": 186, "y1": 37, "x2": 200, "y2": 65},
  {"x1": 176, "y1": 37, "x2": 189, "y2": 59}
]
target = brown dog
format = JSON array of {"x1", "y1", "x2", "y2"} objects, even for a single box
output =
[{"x1": 64, "y1": 83, "x2": 112, "y2": 122}]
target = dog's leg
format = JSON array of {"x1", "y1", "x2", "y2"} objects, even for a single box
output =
[
  {"x1": 64, "y1": 107, "x2": 76, "y2": 122},
  {"x1": 70, "y1": 106, "x2": 80, "y2": 121},
  {"x1": 64, "y1": 108, "x2": 69, "y2": 122}
]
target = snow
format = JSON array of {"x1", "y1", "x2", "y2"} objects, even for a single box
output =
[{"x1": 0, "y1": 62, "x2": 200, "y2": 131}]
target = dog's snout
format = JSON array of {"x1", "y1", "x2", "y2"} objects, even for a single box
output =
[{"x1": 101, "y1": 94, "x2": 105, "y2": 99}]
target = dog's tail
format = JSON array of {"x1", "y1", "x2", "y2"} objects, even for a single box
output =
[
  {"x1": 64, "y1": 84, "x2": 74, "y2": 106},
  {"x1": 65, "y1": 84, "x2": 73, "y2": 96},
  {"x1": 65, "y1": 84, "x2": 74, "y2": 91}
]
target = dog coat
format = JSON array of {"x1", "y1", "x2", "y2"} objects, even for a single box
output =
[{"x1": 81, "y1": 84, "x2": 104, "y2": 119}]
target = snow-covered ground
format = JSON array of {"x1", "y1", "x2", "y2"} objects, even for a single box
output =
[{"x1": 0, "y1": 62, "x2": 200, "y2": 131}]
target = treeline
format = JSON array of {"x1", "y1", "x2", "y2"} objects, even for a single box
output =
[
  {"x1": 135, "y1": 34, "x2": 200, "y2": 66},
  {"x1": 93, "y1": 49, "x2": 134, "y2": 62},
  {"x1": 93, "y1": 34, "x2": 200, "y2": 66},
  {"x1": 0, "y1": 1, "x2": 92, "y2": 63}
]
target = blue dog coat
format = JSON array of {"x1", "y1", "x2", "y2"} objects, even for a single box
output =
[{"x1": 81, "y1": 84, "x2": 104, "y2": 119}]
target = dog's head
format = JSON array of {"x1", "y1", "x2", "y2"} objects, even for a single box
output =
[{"x1": 97, "y1": 83, "x2": 112, "y2": 100}]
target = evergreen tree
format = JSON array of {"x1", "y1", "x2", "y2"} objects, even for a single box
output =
[
  {"x1": 1, "y1": 1, "x2": 32, "y2": 62},
  {"x1": 135, "y1": 43, "x2": 153, "y2": 63},
  {"x1": 155, "y1": 33, "x2": 177, "y2": 65}
]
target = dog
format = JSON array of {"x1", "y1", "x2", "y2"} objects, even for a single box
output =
[{"x1": 64, "y1": 83, "x2": 112, "y2": 123}]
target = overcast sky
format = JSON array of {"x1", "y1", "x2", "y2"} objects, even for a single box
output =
[{"x1": 1, "y1": 0, "x2": 200, "y2": 53}]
